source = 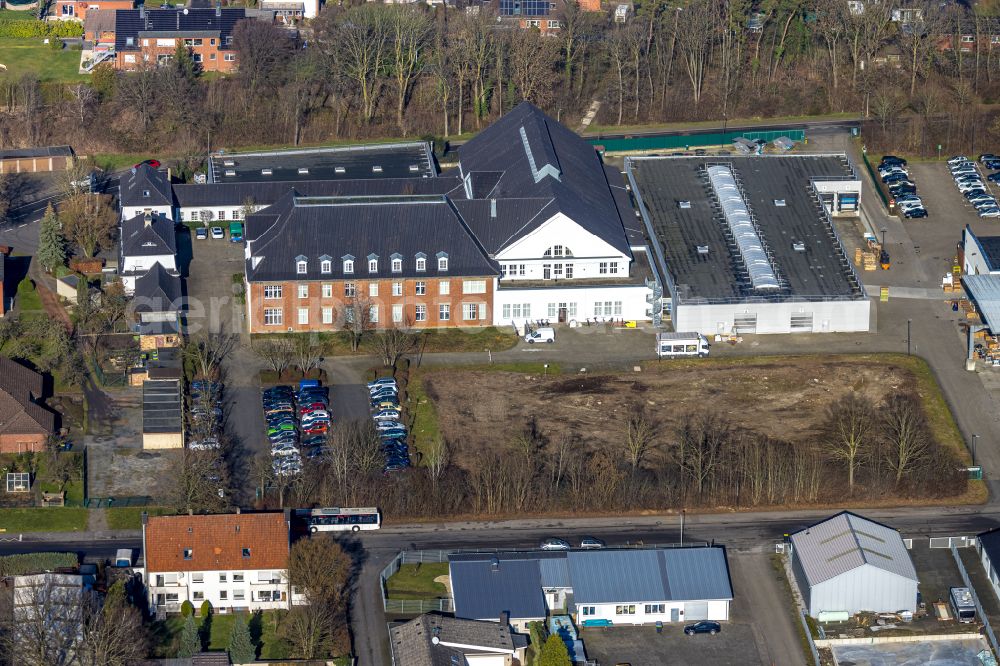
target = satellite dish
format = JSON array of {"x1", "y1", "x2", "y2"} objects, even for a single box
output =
[{"x1": 183, "y1": 7, "x2": 189, "y2": 13}]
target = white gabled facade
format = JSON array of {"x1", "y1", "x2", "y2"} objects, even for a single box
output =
[
  {"x1": 574, "y1": 598, "x2": 730, "y2": 626},
  {"x1": 176, "y1": 203, "x2": 266, "y2": 226},
  {"x1": 145, "y1": 567, "x2": 293, "y2": 614}
]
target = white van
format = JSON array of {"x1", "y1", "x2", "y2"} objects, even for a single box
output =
[
  {"x1": 525, "y1": 327, "x2": 555, "y2": 344},
  {"x1": 656, "y1": 332, "x2": 710, "y2": 358}
]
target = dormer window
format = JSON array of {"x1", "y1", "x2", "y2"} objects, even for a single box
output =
[
  {"x1": 142, "y1": 190, "x2": 150, "y2": 198},
  {"x1": 391, "y1": 253, "x2": 403, "y2": 273},
  {"x1": 342, "y1": 255, "x2": 355, "y2": 274},
  {"x1": 183, "y1": 549, "x2": 193, "y2": 560},
  {"x1": 415, "y1": 253, "x2": 427, "y2": 272},
  {"x1": 319, "y1": 255, "x2": 332, "y2": 274},
  {"x1": 437, "y1": 252, "x2": 449, "y2": 272},
  {"x1": 295, "y1": 255, "x2": 308, "y2": 275},
  {"x1": 367, "y1": 254, "x2": 378, "y2": 273}
]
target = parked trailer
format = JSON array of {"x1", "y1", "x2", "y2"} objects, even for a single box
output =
[
  {"x1": 950, "y1": 587, "x2": 976, "y2": 623},
  {"x1": 656, "y1": 332, "x2": 710, "y2": 358}
]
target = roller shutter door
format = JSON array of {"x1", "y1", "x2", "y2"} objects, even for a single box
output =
[{"x1": 684, "y1": 602, "x2": 708, "y2": 620}]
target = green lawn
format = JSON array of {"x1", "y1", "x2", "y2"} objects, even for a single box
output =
[
  {"x1": 385, "y1": 563, "x2": 449, "y2": 600},
  {"x1": 151, "y1": 611, "x2": 290, "y2": 660},
  {"x1": 0, "y1": 37, "x2": 85, "y2": 83},
  {"x1": 106, "y1": 506, "x2": 173, "y2": 530},
  {"x1": 0, "y1": 9, "x2": 39, "y2": 20},
  {"x1": 0, "y1": 507, "x2": 88, "y2": 532}
]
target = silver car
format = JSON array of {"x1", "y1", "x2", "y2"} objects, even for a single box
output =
[{"x1": 540, "y1": 538, "x2": 571, "y2": 551}]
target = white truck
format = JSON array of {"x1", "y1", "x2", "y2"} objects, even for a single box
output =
[
  {"x1": 950, "y1": 587, "x2": 976, "y2": 623},
  {"x1": 656, "y1": 332, "x2": 710, "y2": 358}
]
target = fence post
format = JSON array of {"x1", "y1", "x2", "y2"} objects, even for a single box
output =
[{"x1": 951, "y1": 545, "x2": 1000, "y2": 656}]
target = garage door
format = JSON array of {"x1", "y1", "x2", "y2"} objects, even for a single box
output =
[{"x1": 684, "y1": 602, "x2": 708, "y2": 620}]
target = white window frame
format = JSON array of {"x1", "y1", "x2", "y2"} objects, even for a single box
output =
[
  {"x1": 416, "y1": 257, "x2": 426, "y2": 272},
  {"x1": 462, "y1": 280, "x2": 486, "y2": 294},
  {"x1": 439, "y1": 280, "x2": 450, "y2": 295},
  {"x1": 321, "y1": 260, "x2": 331, "y2": 274},
  {"x1": 322, "y1": 283, "x2": 332, "y2": 298},
  {"x1": 439, "y1": 304, "x2": 450, "y2": 320},
  {"x1": 438, "y1": 256, "x2": 449, "y2": 271},
  {"x1": 370, "y1": 305, "x2": 379, "y2": 323},
  {"x1": 392, "y1": 282, "x2": 403, "y2": 297},
  {"x1": 298, "y1": 308, "x2": 309, "y2": 325},
  {"x1": 322, "y1": 307, "x2": 333, "y2": 324},
  {"x1": 343, "y1": 259, "x2": 354, "y2": 274},
  {"x1": 463, "y1": 303, "x2": 478, "y2": 320},
  {"x1": 392, "y1": 304, "x2": 403, "y2": 323},
  {"x1": 391, "y1": 258, "x2": 402, "y2": 273},
  {"x1": 345, "y1": 282, "x2": 356, "y2": 298},
  {"x1": 415, "y1": 305, "x2": 427, "y2": 322},
  {"x1": 368, "y1": 258, "x2": 378, "y2": 273},
  {"x1": 297, "y1": 284, "x2": 308, "y2": 299},
  {"x1": 263, "y1": 285, "x2": 282, "y2": 299},
  {"x1": 296, "y1": 260, "x2": 307, "y2": 275},
  {"x1": 415, "y1": 281, "x2": 426, "y2": 296},
  {"x1": 369, "y1": 283, "x2": 378, "y2": 297},
  {"x1": 264, "y1": 308, "x2": 283, "y2": 326}
]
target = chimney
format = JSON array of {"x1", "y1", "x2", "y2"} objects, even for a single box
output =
[
  {"x1": 236, "y1": 507, "x2": 241, "y2": 514},
  {"x1": 216, "y1": 2, "x2": 221, "y2": 16},
  {"x1": 490, "y1": 556, "x2": 499, "y2": 572},
  {"x1": 499, "y1": 611, "x2": 509, "y2": 626},
  {"x1": 490, "y1": 199, "x2": 497, "y2": 218},
  {"x1": 144, "y1": 211, "x2": 152, "y2": 227},
  {"x1": 188, "y1": 508, "x2": 193, "y2": 516},
  {"x1": 139, "y1": 5, "x2": 145, "y2": 20}
]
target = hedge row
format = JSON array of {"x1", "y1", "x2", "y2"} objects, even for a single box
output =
[
  {"x1": 0, "y1": 19, "x2": 83, "y2": 38},
  {"x1": 0, "y1": 552, "x2": 77, "y2": 576}
]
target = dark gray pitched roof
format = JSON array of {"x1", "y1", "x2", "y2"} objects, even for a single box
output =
[
  {"x1": 980, "y1": 528, "x2": 1000, "y2": 567},
  {"x1": 389, "y1": 613, "x2": 516, "y2": 666},
  {"x1": 120, "y1": 164, "x2": 173, "y2": 208},
  {"x1": 245, "y1": 193, "x2": 497, "y2": 282},
  {"x1": 0, "y1": 146, "x2": 73, "y2": 160},
  {"x1": 457, "y1": 102, "x2": 632, "y2": 256},
  {"x1": 450, "y1": 558, "x2": 546, "y2": 621},
  {"x1": 173, "y1": 177, "x2": 465, "y2": 209},
  {"x1": 452, "y1": 198, "x2": 554, "y2": 255},
  {"x1": 133, "y1": 263, "x2": 181, "y2": 312},
  {"x1": 115, "y1": 7, "x2": 247, "y2": 51},
  {"x1": 121, "y1": 213, "x2": 177, "y2": 257},
  {"x1": 142, "y1": 379, "x2": 182, "y2": 434}
]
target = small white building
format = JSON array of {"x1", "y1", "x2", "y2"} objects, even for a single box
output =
[
  {"x1": 120, "y1": 164, "x2": 174, "y2": 220},
  {"x1": 962, "y1": 226, "x2": 1000, "y2": 276},
  {"x1": 790, "y1": 512, "x2": 918, "y2": 617},
  {"x1": 141, "y1": 511, "x2": 297, "y2": 615}
]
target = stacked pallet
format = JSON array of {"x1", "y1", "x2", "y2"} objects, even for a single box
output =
[
  {"x1": 854, "y1": 247, "x2": 863, "y2": 266},
  {"x1": 863, "y1": 253, "x2": 878, "y2": 271},
  {"x1": 960, "y1": 299, "x2": 980, "y2": 320}
]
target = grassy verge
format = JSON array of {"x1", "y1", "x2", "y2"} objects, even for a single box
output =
[
  {"x1": 0, "y1": 9, "x2": 39, "y2": 20},
  {"x1": 406, "y1": 370, "x2": 440, "y2": 459},
  {"x1": 0, "y1": 507, "x2": 88, "y2": 532},
  {"x1": 585, "y1": 112, "x2": 859, "y2": 136},
  {"x1": 385, "y1": 563, "x2": 449, "y2": 600},
  {"x1": 770, "y1": 554, "x2": 816, "y2": 661},
  {"x1": 251, "y1": 326, "x2": 518, "y2": 357},
  {"x1": 106, "y1": 506, "x2": 173, "y2": 530},
  {"x1": 0, "y1": 37, "x2": 86, "y2": 83},
  {"x1": 151, "y1": 610, "x2": 290, "y2": 660}
]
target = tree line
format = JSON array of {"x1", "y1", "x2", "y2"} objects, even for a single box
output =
[{"x1": 1, "y1": 0, "x2": 1000, "y2": 161}]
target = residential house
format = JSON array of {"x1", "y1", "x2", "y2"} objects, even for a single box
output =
[
  {"x1": 0, "y1": 356, "x2": 58, "y2": 453},
  {"x1": 133, "y1": 262, "x2": 183, "y2": 349},
  {"x1": 141, "y1": 511, "x2": 295, "y2": 615},
  {"x1": 53, "y1": 0, "x2": 133, "y2": 22},
  {"x1": 5, "y1": 572, "x2": 92, "y2": 661},
  {"x1": 244, "y1": 191, "x2": 499, "y2": 332},
  {"x1": 109, "y1": 7, "x2": 263, "y2": 72},
  {"x1": 120, "y1": 164, "x2": 174, "y2": 220},
  {"x1": 84, "y1": 8, "x2": 118, "y2": 43},
  {"x1": 789, "y1": 512, "x2": 918, "y2": 617},
  {"x1": 389, "y1": 612, "x2": 528, "y2": 666},
  {"x1": 119, "y1": 211, "x2": 177, "y2": 293},
  {"x1": 449, "y1": 547, "x2": 732, "y2": 630},
  {"x1": 260, "y1": 0, "x2": 318, "y2": 21}
]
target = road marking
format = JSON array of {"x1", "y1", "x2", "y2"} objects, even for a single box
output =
[
  {"x1": 521, "y1": 348, "x2": 541, "y2": 353},
  {"x1": 17, "y1": 224, "x2": 26, "y2": 229}
]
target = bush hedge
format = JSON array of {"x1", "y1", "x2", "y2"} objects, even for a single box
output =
[
  {"x1": 0, "y1": 552, "x2": 77, "y2": 576},
  {"x1": 0, "y1": 19, "x2": 83, "y2": 38}
]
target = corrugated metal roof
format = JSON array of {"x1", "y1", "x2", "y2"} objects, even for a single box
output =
[
  {"x1": 449, "y1": 559, "x2": 546, "y2": 621},
  {"x1": 963, "y1": 274, "x2": 1000, "y2": 332},
  {"x1": 663, "y1": 546, "x2": 733, "y2": 601},
  {"x1": 790, "y1": 512, "x2": 917, "y2": 587},
  {"x1": 539, "y1": 557, "x2": 571, "y2": 588},
  {"x1": 567, "y1": 550, "x2": 668, "y2": 604}
]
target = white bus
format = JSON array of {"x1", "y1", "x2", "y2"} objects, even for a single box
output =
[
  {"x1": 656, "y1": 332, "x2": 710, "y2": 358},
  {"x1": 304, "y1": 507, "x2": 381, "y2": 532}
]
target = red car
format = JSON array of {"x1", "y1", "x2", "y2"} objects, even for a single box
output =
[
  {"x1": 134, "y1": 159, "x2": 161, "y2": 169},
  {"x1": 299, "y1": 402, "x2": 327, "y2": 415},
  {"x1": 303, "y1": 424, "x2": 328, "y2": 435}
]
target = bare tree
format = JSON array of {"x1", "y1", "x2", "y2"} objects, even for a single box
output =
[
  {"x1": 825, "y1": 394, "x2": 875, "y2": 492},
  {"x1": 880, "y1": 393, "x2": 932, "y2": 485},
  {"x1": 507, "y1": 28, "x2": 559, "y2": 106},
  {"x1": 288, "y1": 535, "x2": 352, "y2": 606},
  {"x1": 183, "y1": 333, "x2": 236, "y2": 379},
  {"x1": 343, "y1": 296, "x2": 375, "y2": 353},
  {"x1": 676, "y1": 0, "x2": 715, "y2": 107},
  {"x1": 423, "y1": 435, "x2": 449, "y2": 488},
  {"x1": 233, "y1": 19, "x2": 295, "y2": 112},
  {"x1": 623, "y1": 402, "x2": 658, "y2": 474},
  {"x1": 253, "y1": 337, "x2": 296, "y2": 375},
  {"x1": 76, "y1": 581, "x2": 147, "y2": 666},
  {"x1": 279, "y1": 603, "x2": 336, "y2": 659},
  {"x1": 292, "y1": 334, "x2": 324, "y2": 375},
  {"x1": 323, "y1": 5, "x2": 391, "y2": 123},
  {"x1": 168, "y1": 450, "x2": 231, "y2": 513},
  {"x1": 370, "y1": 326, "x2": 419, "y2": 368},
  {"x1": 674, "y1": 411, "x2": 728, "y2": 499},
  {"x1": 387, "y1": 6, "x2": 432, "y2": 133}
]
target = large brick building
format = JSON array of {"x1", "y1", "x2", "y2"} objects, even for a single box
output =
[
  {"x1": 0, "y1": 357, "x2": 57, "y2": 454},
  {"x1": 244, "y1": 192, "x2": 498, "y2": 332}
]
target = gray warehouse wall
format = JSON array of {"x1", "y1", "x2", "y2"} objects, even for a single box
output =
[{"x1": 810, "y1": 565, "x2": 917, "y2": 616}]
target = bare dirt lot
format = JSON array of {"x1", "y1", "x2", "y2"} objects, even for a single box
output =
[{"x1": 423, "y1": 354, "x2": 962, "y2": 471}]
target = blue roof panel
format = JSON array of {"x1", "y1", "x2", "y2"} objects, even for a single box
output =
[
  {"x1": 662, "y1": 547, "x2": 734, "y2": 601},
  {"x1": 567, "y1": 550, "x2": 668, "y2": 605},
  {"x1": 450, "y1": 559, "x2": 546, "y2": 621}
]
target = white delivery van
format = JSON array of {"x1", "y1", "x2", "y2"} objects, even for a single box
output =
[
  {"x1": 525, "y1": 327, "x2": 555, "y2": 344},
  {"x1": 656, "y1": 332, "x2": 710, "y2": 358}
]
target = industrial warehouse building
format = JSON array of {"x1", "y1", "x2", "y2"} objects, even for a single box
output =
[
  {"x1": 790, "y1": 512, "x2": 918, "y2": 617},
  {"x1": 449, "y1": 547, "x2": 733, "y2": 630},
  {"x1": 627, "y1": 155, "x2": 870, "y2": 334}
]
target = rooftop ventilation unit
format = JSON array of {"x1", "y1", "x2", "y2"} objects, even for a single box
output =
[
  {"x1": 678, "y1": 200, "x2": 692, "y2": 209},
  {"x1": 297, "y1": 168, "x2": 309, "y2": 175},
  {"x1": 335, "y1": 166, "x2": 346, "y2": 174},
  {"x1": 223, "y1": 159, "x2": 235, "y2": 167},
  {"x1": 792, "y1": 241, "x2": 806, "y2": 252},
  {"x1": 261, "y1": 168, "x2": 272, "y2": 176},
  {"x1": 408, "y1": 164, "x2": 420, "y2": 172},
  {"x1": 224, "y1": 170, "x2": 236, "y2": 177},
  {"x1": 774, "y1": 199, "x2": 786, "y2": 207},
  {"x1": 696, "y1": 245, "x2": 710, "y2": 256},
  {"x1": 372, "y1": 165, "x2": 383, "y2": 173},
  {"x1": 706, "y1": 165, "x2": 780, "y2": 291}
]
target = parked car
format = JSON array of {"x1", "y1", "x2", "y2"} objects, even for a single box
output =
[
  {"x1": 903, "y1": 208, "x2": 928, "y2": 219},
  {"x1": 980, "y1": 154, "x2": 998, "y2": 164},
  {"x1": 195, "y1": 228, "x2": 208, "y2": 240},
  {"x1": 540, "y1": 538, "x2": 571, "y2": 551},
  {"x1": 525, "y1": 327, "x2": 555, "y2": 344},
  {"x1": 948, "y1": 155, "x2": 971, "y2": 166},
  {"x1": 210, "y1": 226, "x2": 225, "y2": 240},
  {"x1": 580, "y1": 537, "x2": 606, "y2": 549},
  {"x1": 684, "y1": 621, "x2": 721, "y2": 636},
  {"x1": 373, "y1": 410, "x2": 402, "y2": 421},
  {"x1": 880, "y1": 155, "x2": 907, "y2": 167},
  {"x1": 981, "y1": 207, "x2": 1000, "y2": 218},
  {"x1": 134, "y1": 159, "x2": 161, "y2": 169}
]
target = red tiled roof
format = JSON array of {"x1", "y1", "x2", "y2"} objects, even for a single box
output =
[{"x1": 145, "y1": 513, "x2": 289, "y2": 573}]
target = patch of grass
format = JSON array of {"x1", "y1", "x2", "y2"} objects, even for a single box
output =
[
  {"x1": 0, "y1": 10, "x2": 39, "y2": 21},
  {"x1": 0, "y1": 37, "x2": 86, "y2": 83},
  {"x1": 770, "y1": 553, "x2": 817, "y2": 660},
  {"x1": 151, "y1": 610, "x2": 290, "y2": 660},
  {"x1": 106, "y1": 506, "x2": 173, "y2": 530},
  {"x1": 90, "y1": 153, "x2": 154, "y2": 172},
  {"x1": 386, "y1": 563, "x2": 449, "y2": 600},
  {"x1": 406, "y1": 370, "x2": 440, "y2": 457},
  {"x1": 0, "y1": 507, "x2": 88, "y2": 532},
  {"x1": 16, "y1": 277, "x2": 43, "y2": 317}
]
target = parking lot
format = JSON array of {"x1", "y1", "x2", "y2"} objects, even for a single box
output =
[{"x1": 582, "y1": 552, "x2": 802, "y2": 666}]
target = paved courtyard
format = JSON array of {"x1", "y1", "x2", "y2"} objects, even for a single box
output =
[{"x1": 831, "y1": 637, "x2": 990, "y2": 665}]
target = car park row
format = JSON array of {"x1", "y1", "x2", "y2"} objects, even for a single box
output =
[
  {"x1": 368, "y1": 377, "x2": 411, "y2": 473},
  {"x1": 879, "y1": 156, "x2": 927, "y2": 219},
  {"x1": 947, "y1": 155, "x2": 1000, "y2": 218},
  {"x1": 262, "y1": 381, "x2": 331, "y2": 477}
]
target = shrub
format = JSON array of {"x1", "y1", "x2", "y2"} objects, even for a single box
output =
[
  {"x1": 0, "y1": 552, "x2": 76, "y2": 576},
  {"x1": 200, "y1": 599, "x2": 212, "y2": 618},
  {"x1": 0, "y1": 19, "x2": 82, "y2": 38},
  {"x1": 181, "y1": 600, "x2": 194, "y2": 617}
]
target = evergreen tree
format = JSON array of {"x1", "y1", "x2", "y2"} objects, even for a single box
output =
[
  {"x1": 178, "y1": 614, "x2": 200, "y2": 658},
  {"x1": 36, "y1": 203, "x2": 66, "y2": 274},
  {"x1": 536, "y1": 634, "x2": 572, "y2": 666},
  {"x1": 228, "y1": 612, "x2": 256, "y2": 664},
  {"x1": 174, "y1": 42, "x2": 199, "y2": 80}
]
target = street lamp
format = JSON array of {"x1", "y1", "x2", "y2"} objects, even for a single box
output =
[
  {"x1": 973, "y1": 434, "x2": 979, "y2": 466},
  {"x1": 907, "y1": 319, "x2": 912, "y2": 356},
  {"x1": 881, "y1": 228, "x2": 887, "y2": 249}
]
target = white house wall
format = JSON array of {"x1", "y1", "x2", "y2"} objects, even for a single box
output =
[
  {"x1": 808, "y1": 565, "x2": 917, "y2": 616},
  {"x1": 465, "y1": 655, "x2": 509, "y2": 666},
  {"x1": 122, "y1": 205, "x2": 173, "y2": 220},
  {"x1": 146, "y1": 567, "x2": 291, "y2": 613},
  {"x1": 674, "y1": 299, "x2": 871, "y2": 335},
  {"x1": 964, "y1": 227, "x2": 998, "y2": 276},
  {"x1": 575, "y1": 599, "x2": 729, "y2": 626},
  {"x1": 177, "y1": 204, "x2": 266, "y2": 225},
  {"x1": 494, "y1": 284, "x2": 649, "y2": 329}
]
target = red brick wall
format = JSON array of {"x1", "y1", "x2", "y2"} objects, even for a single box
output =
[
  {"x1": 57, "y1": 0, "x2": 133, "y2": 22},
  {"x1": 117, "y1": 42, "x2": 237, "y2": 72},
  {"x1": 0, "y1": 434, "x2": 45, "y2": 454},
  {"x1": 248, "y1": 276, "x2": 495, "y2": 333}
]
